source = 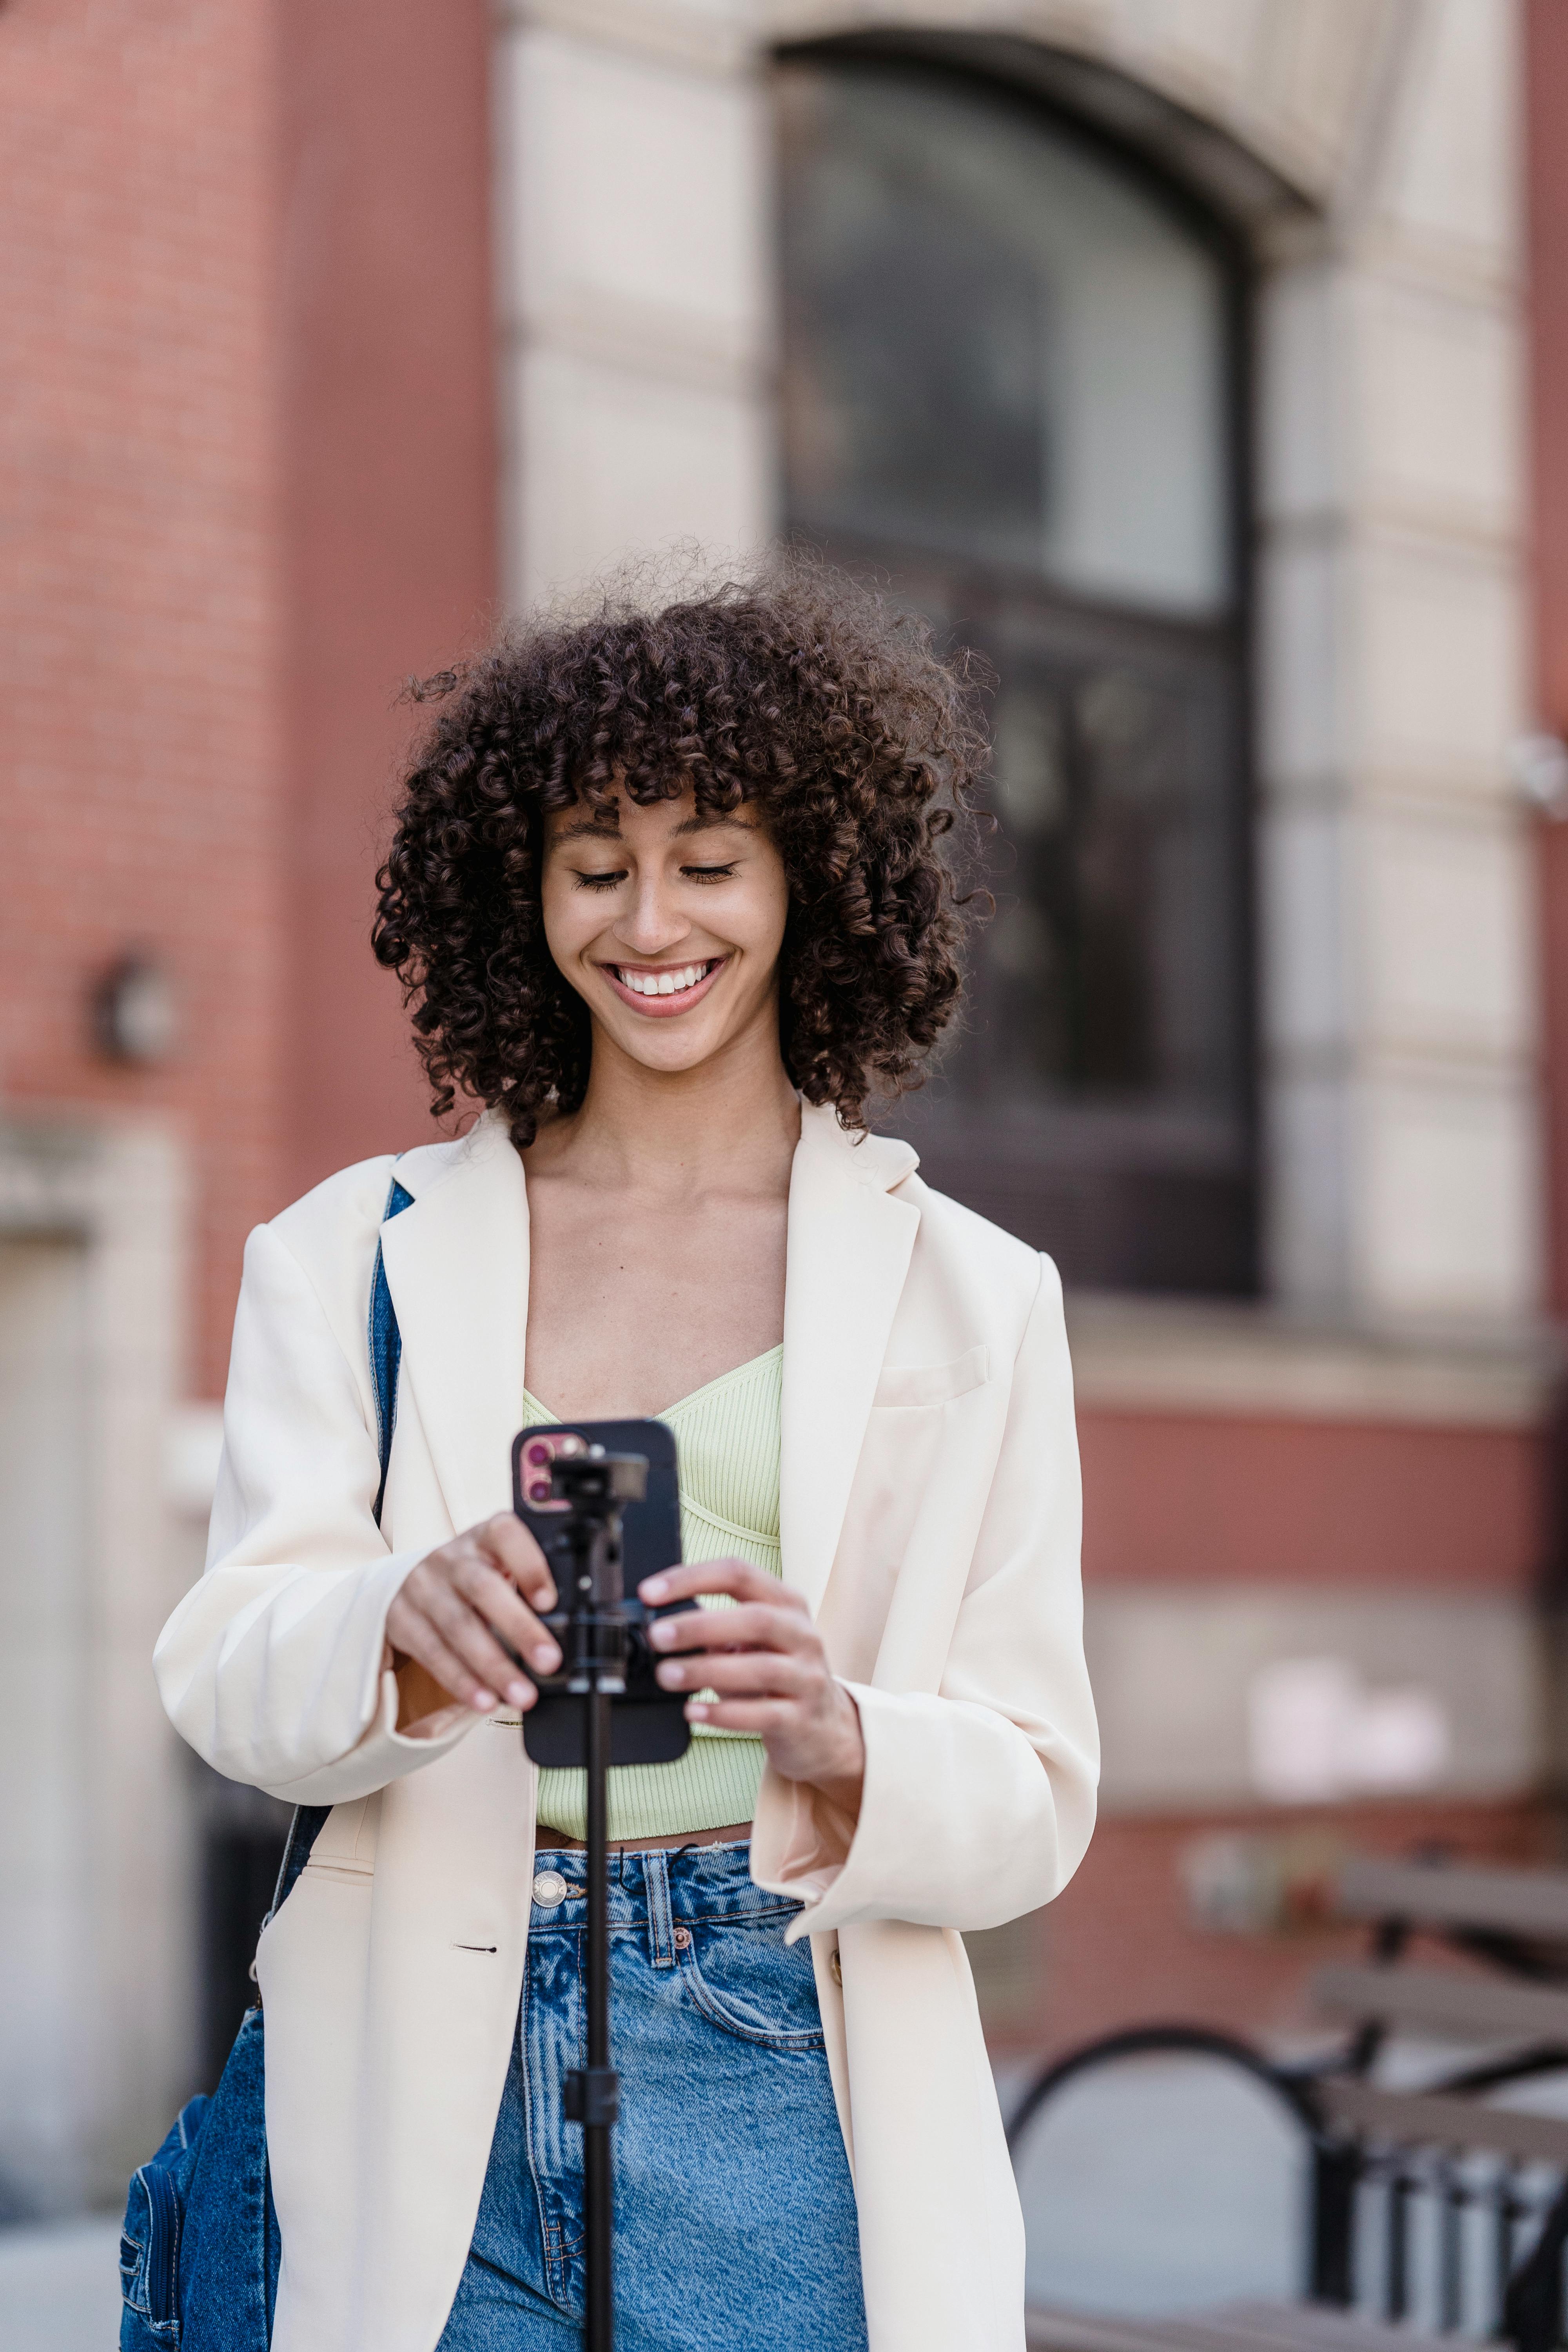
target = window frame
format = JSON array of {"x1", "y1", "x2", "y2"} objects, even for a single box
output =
[{"x1": 774, "y1": 40, "x2": 1262, "y2": 1297}]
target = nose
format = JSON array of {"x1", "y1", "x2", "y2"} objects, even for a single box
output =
[{"x1": 612, "y1": 873, "x2": 691, "y2": 961}]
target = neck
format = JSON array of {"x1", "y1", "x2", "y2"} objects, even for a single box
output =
[{"x1": 528, "y1": 998, "x2": 801, "y2": 1198}]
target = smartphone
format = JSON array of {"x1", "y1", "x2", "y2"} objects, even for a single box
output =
[{"x1": 510, "y1": 1418, "x2": 696, "y2": 1771}]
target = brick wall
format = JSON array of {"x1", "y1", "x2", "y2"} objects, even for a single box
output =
[
  {"x1": 0, "y1": 0, "x2": 495, "y2": 1399},
  {"x1": 276, "y1": 0, "x2": 496, "y2": 1204},
  {"x1": 0, "y1": 0, "x2": 286, "y2": 1400}
]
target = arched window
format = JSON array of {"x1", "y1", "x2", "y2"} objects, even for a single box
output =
[{"x1": 777, "y1": 53, "x2": 1254, "y2": 1294}]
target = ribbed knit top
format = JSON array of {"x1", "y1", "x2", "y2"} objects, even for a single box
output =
[{"x1": 528, "y1": 1345, "x2": 783, "y2": 1843}]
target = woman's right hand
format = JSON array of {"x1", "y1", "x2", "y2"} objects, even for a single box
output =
[{"x1": 385, "y1": 1513, "x2": 561, "y2": 1716}]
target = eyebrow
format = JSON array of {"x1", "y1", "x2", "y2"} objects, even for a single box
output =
[{"x1": 551, "y1": 812, "x2": 753, "y2": 846}]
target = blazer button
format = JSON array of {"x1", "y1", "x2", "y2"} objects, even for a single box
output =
[
  {"x1": 830, "y1": 1949, "x2": 842, "y2": 1985},
  {"x1": 532, "y1": 1871, "x2": 568, "y2": 1907}
]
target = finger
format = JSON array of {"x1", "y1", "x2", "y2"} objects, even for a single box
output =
[
  {"x1": 649, "y1": 1601, "x2": 816, "y2": 1657},
  {"x1": 421, "y1": 1582, "x2": 543, "y2": 1711},
  {"x1": 640, "y1": 1558, "x2": 804, "y2": 1612},
  {"x1": 657, "y1": 1651, "x2": 811, "y2": 1697},
  {"x1": 453, "y1": 1557, "x2": 561, "y2": 1675},
  {"x1": 479, "y1": 1513, "x2": 558, "y2": 1610}
]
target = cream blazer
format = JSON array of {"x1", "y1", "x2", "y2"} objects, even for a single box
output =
[{"x1": 154, "y1": 1102, "x2": 1099, "y2": 2352}]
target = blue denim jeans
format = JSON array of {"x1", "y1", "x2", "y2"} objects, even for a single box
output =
[{"x1": 437, "y1": 1842, "x2": 867, "y2": 2351}]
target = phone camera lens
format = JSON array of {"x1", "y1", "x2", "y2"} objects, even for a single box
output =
[
  {"x1": 525, "y1": 1442, "x2": 552, "y2": 1468},
  {"x1": 527, "y1": 1477, "x2": 552, "y2": 1504}
]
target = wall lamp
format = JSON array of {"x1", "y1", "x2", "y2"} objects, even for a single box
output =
[
  {"x1": 1510, "y1": 732, "x2": 1568, "y2": 820},
  {"x1": 93, "y1": 953, "x2": 178, "y2": 1067}
]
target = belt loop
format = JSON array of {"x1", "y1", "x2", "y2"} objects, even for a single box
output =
[{"x1": 645, "y1": 1849, "x2": 674, "y2": 1968}]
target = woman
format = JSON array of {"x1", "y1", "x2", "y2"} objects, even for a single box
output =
[{"x1": 153, "y1": 568, "x2": 1099, "y2": 2352}]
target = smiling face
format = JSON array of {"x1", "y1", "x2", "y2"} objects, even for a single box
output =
[{"x1": 539, "y1": 787, "x2": 791, "y2": 1081}]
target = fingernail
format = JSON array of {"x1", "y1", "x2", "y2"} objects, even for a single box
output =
[
  {"x1": 649, "y1": 1619, "x2": 675, "y2": 1648},
  {"x1": 472, "y1": 1690, "x2": 497, "y2": 1712},
  {"x1": 686, "y1": 1702, "x2": 710, "y2": 1721},
  {"x1": 641, "y1": 1575, "x2": 669, "y2": 1601},
  {"x1": 505, "y1": 1679, "x2": 531, "y2": 1708},
  {"x1": 656, "y1": 1662, "x2": 681, "y2": 1687},
  {"x1": 532, "y1": 1644, "x2": 561, "y2": 1673}
]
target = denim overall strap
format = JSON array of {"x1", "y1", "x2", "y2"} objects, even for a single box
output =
[{"x1": 370, "y1": 1173, "x2": 415, "y2": 1528}]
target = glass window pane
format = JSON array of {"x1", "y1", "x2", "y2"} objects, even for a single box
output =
[
  {"x1": 975, "y1": 643, "x2": 1245, "y2": 1120},
  {"x1": 779, "y1": 61, "x2": 1234, "y2": 618}
]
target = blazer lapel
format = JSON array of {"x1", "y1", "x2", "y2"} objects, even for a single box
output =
[
  {"x1": 379, "y1": 1111, "x2": 529, "y2": 1535},
  {"x1": 779, "y1": 1105, "x2": 920, "y2": 1619}
]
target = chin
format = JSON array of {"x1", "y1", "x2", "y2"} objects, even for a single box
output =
[{"x1": 612, "y1": 1022, "x2": 724, "y2": 1075}]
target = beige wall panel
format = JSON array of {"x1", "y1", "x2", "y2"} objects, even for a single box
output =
[
  {"x1": 1370, "y1": 0, "x2": 1521, "y2": 265},
  {"x1": 0, "y1": 1242, "x2": 93, "y2": 2208},
  {"x1": 1356, "y1": 278, "x2": 1523, "y2": 534},
  {"x1": 1361, "y1": 811, "x2": 1535, "y2": 1059},
  {"x1": 1356, "y1": 542, "x2": 1524, "y2": 782},
  {"x1": 1359, "y1": 1076, "x2": 1541, "y2": 1320},
  {"x1": 1259, "y1": 804, "x2": 1347, "y2": 1054},
  {"x1": 87, "y1": 1126, "x2": 197, "y2": 2200},
  {"x1": 1258, "y1": 535, "x2": 1343, "y2": 783},
  {"x1": 1122, "y1": 0, "x2": 1274, "y2": 111},
  {"x1": 1250, "y1": 0, "x2": 1403, "y2": 187},
  {"x1": 517, "y1": 348, "x2": 769, "y2": 602},
  {"x1": 0, "y1": 1120, "x2": 194, "y2": 2211},
  {"x1": 501, "y1": 28, "x2": 768, "y2": 364},
  {"x1": 1266, "y1": 1073, "x2": 1355, "y2": 1309},
  {"x1": 1257, "y1": 257, "x2": 1340, "y2": 520}
]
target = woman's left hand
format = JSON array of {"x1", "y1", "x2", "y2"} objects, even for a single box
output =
[{"x1": 638, "y1": 1559, "x2": 865, "y2": 1816}]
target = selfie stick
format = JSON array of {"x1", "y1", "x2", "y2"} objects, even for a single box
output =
[{"x1": 550, "y1": 1447, "x2": 648, "y2": 2352}]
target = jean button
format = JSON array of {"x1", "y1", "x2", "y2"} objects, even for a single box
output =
[
  {"x1": 532, "y1": 1871, "x2": 568, "y2": 1907},
  {"x1": 673, "y1": 1926, "x2": 691, "y2": 1949}
]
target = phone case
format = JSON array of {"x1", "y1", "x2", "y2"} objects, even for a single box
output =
[{"x1": 511, "y1": 1418, "x2": 695, "y2": 1771}]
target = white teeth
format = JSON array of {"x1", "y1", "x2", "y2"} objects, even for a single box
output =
[{"x1": 617, "y1": 962, "x2": 708, "y2": 998}]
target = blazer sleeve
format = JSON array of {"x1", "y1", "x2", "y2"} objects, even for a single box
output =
[
  {"x1": 153, "y1": 1219, "x2": 474, "y2": 1804},
  {"x1": 751, "y1": 1254, "x2": 1099, "y2": 1938}
]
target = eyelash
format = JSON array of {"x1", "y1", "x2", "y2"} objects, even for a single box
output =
[{"x1": 572, "y1": 864, "x2": 737, "y2": 892}]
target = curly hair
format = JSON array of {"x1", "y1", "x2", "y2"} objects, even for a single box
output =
[{"x1": 372, "y1": 561, "x2": 989, "y2": 1146}]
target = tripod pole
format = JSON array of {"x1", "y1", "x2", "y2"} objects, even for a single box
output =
[
  {"x1": 536, "y1": 1453, "x2": 644, "y2": 2352},
  {"x1": 582, "y1": 1678, "x2": 616, "y2": 2352}
]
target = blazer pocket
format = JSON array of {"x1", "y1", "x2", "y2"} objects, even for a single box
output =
[
  {"x1": 298, "y1": 1859, "x2": 374, "y2": 1888},
  {"x1": 287, "y1": 1795, "x2": 380, "y2": 1899},
  {"x1": 871, "y1": 1344, "x2": 990, "y2": 1410}
]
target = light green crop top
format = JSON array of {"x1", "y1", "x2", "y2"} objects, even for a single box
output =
[{"x1": 526, "y1": 1344, "x2": 784, "y2": 1843}]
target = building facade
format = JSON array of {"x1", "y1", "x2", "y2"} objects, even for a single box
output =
[{"x1": 4, "y1": 0, "x2": 1568, "y2": 2211}]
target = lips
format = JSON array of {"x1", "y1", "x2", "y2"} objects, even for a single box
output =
[{"x1": 601, "y1": 956, "x2": 727, "y2": 1016}]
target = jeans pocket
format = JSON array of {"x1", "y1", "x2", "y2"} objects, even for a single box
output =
[
  {"x1": 677, "y1": 1916, "x2": 826, "y2": 2050},
  {"x1": 118, "y1": 2163, "x2": 181, "y2": 2348}
]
